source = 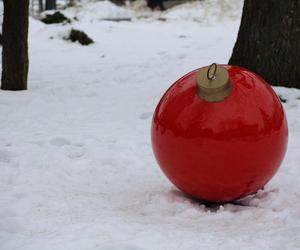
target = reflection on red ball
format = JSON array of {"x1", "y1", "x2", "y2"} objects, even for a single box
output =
[{"x1": 151, "y1": 65, "x2": 288, "y2": 203}]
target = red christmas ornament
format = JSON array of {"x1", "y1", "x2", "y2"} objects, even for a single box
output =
[{"x1": 151, "y1": 64, "x2": 288, "y2": 203}]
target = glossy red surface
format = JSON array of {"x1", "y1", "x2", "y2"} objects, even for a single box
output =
[{"x1": 151, "y1": 65, "x2": 288, "y2": 202}]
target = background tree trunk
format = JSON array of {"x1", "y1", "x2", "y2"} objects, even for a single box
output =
[
  {"x1": 1, "y1": 0, "x2": 29, "y2": 90},
  {"x1": 39, "y1": 0, "x2": 44, "y2": 13},
  {"x1": 45, "y1": 0, "x2": 56, "y2": 10},
  {"x1": 68, "y1": 0, "x2": 76, "y2": 7},
  {"x1": 229, "y1": 0, "x2": 300, "y2": 88}
]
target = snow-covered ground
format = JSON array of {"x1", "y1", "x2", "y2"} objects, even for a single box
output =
[{"x1": 1, "y1": 1, "x2": 300, "y2": 249}]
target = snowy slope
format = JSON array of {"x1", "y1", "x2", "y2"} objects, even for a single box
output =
[{"x1": 1, "y1": 1, "x2": 300, "y2": 250}]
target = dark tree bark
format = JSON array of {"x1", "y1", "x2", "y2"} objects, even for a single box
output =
[
  {"x1": 147, "y1": 0, "x2": 165, "y2": 11},
  {"x1": 45, "y1": 0, "x2": 56, "y2": 10},
  {"x1": 229, "y1": 1, "x2": 300, "y2": 88},
  {"x1": 39, "y1": 0, "x2": 44, "y2": 13},
  {"x1": 1, "y1": 0, "x2": 29, "y2": 90}
]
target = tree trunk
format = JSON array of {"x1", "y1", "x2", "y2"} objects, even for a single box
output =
[
  {"x1": 45, "y1": 0, "x2": 56, "y2": 10},
  {"x1": 229, "y1": 0, "x2": 300, "y2": 88},
  {"x1": 39, "y1": 0, "x2": 44, "y2": 13},
  {"x1": 147, "y1": 0, "x2": 165, "y2": 11},
  {"x1": 1, "y1": 0, "x2": 29, "y2": 90},
  {"x1": 68, "y1": 0, "x2": 75, "y2": 7}
]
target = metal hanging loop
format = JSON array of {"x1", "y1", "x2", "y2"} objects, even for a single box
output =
[
  {"x1": 196, "y1": 63, "x2": 232, "y2": 102},
  {"x1": 207, "y1": 63, "x2": 217, "y2": 80}
]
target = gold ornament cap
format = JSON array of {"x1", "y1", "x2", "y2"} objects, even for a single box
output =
[{"x1": 196, "y1": 63, "x2": 232, "y2": 102}]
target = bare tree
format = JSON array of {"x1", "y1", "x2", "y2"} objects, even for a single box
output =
[
  {"x1": 39, "y1": 0, "x2": 44, "y2": 13},
  {"x1": 229, "y1": 1, "x2": 300, "y2": 88},
  {"x1": 45, "y1": 0, "x2": 56, "y2": 10},
  {"x1": 1, "y1": 0, "x2": 29, "y2": 90}
]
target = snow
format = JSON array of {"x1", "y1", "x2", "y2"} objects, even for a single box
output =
[
  {"x1": 1, "y1": 1, "x2": 300, "y2": 249},
  {"x1": 60, "y1": 0, "x2": 242, "y2": 23},
  {"x1": 164, "y1": 0, "x2": 243, "y2": 23},
  {"x1": 65, "y1": 1, "x2": 134, "y2": 21}
]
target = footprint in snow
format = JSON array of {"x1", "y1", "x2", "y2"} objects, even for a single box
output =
[
  {"x1": 157, "y1": 51, "x2": 167, "y2": 55},
  {"x1": 139, "y1": 112, "x2": 152, "y2": 120},
  {"x1": 50, "y1": 137, "x2": 86, "y2": 159},
  {"x1": 64, "y1": 145, "x2": 85, "y2": 159},
  {"x1": 50, "y1": 137, "x2": 71, "y2": 147},
  {"x1": 177, "y1": 54, "x2": 187, "y2": 59},
  {"x1": 0, "y1": 150, "x2": 13, "y2": 163}
]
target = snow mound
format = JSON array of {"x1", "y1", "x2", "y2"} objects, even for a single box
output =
[
  {"x1": 164, "y1": 0, "x2": 243, "y2": 23},
  {"x1": 61, "y1": 0, "x2": 242, "y2": 24},
  {"x1": 71, "y1": 1, "x2": 134, "y2": 22}
]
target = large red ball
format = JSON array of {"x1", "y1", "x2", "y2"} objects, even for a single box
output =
[{"x1": 151, "y1": 65, "x2": 288, "y2": 203}]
